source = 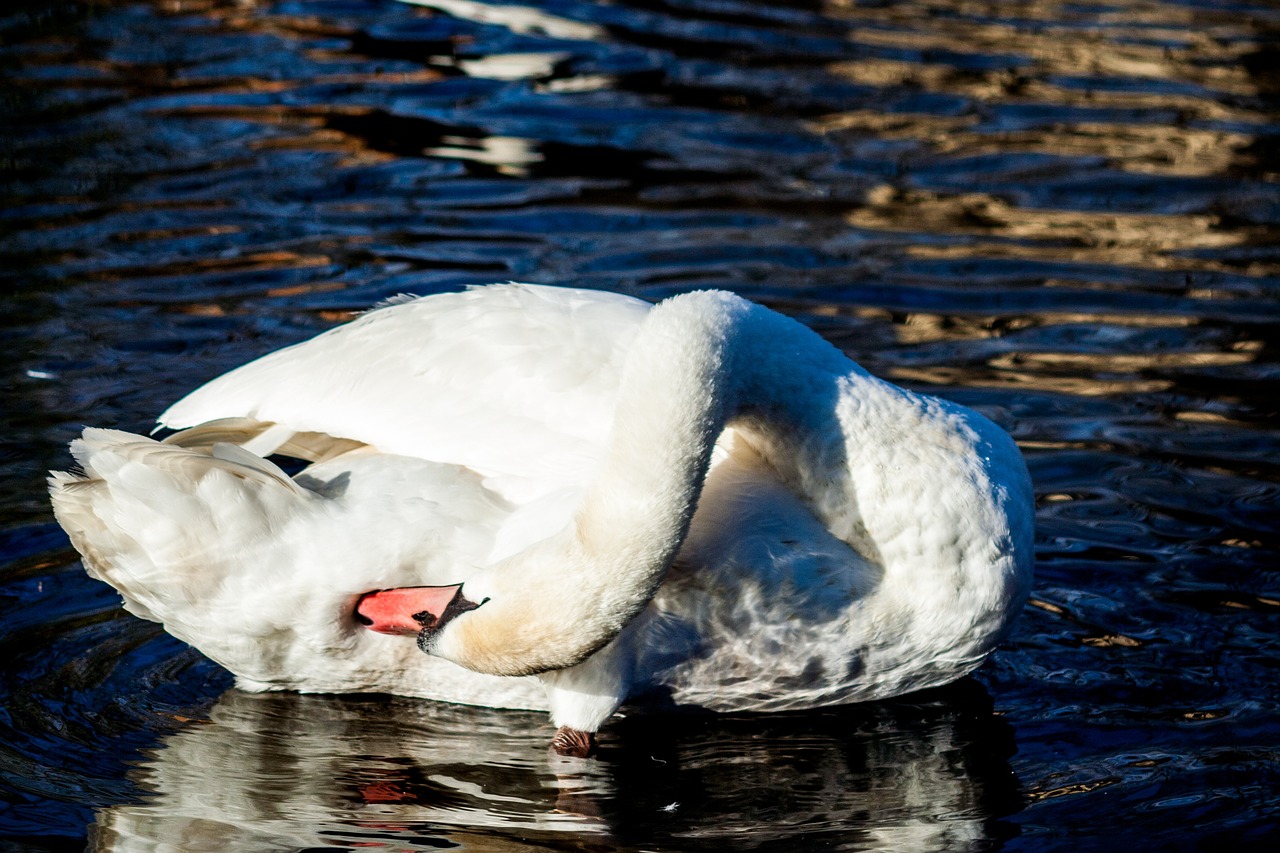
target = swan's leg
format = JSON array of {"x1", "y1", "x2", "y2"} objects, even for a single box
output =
[
  {"x1": 537, "y1": 617, "x2": 642, "y2": 757},
  {"x1": 551, "y1": 727, "x2": 596, "y2": 757}
]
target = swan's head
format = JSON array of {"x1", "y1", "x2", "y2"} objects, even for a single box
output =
[
  {"x1": 354, "y1": 583, "x2": 522, "y2": 673},
  {"x1": 355, "y1": 584, "x2": 482, "y2": 641},
  {"x1": 354, "y1": 575, "x2": 630, "y2": 680}
]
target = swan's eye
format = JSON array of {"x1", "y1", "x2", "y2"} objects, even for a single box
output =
[{"x1": 411, "y1": 609, "x2": 440, "y2": 630}]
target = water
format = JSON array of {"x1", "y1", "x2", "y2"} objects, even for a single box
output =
[{"x1": 2, "y1": 0, "x2": 1278, "y2": 848}]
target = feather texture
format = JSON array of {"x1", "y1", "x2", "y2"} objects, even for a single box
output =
[{"x1": 50, "y1": 284, "x2": 1035, "y2": 738}]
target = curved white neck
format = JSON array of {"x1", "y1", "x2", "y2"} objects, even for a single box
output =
[
  {"x1": 437, "y1": 291, "x2": 861, "y2": 676},
  {"x1": 577, "y1": 290, "x2": 856, "y2": 566}
]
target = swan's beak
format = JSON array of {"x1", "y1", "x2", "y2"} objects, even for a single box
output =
[{"x1": 354, "y1": 585, "x2": 464, "y2": 636}]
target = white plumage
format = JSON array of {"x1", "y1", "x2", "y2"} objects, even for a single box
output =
[{"x1": 50, "y1": 284, "x2": 1034, "y2": 752}]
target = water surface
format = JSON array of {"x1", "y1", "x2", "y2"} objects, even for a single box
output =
[{"x1": 2, "y1": 0, "x2": 1279, "y2": 849}]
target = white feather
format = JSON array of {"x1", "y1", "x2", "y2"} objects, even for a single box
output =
[{"x1": 50, "y1": 283, "x2": 1035, "y2": 737}]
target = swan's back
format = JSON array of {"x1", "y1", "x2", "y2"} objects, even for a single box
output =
[{"x1": 161, "y1": 284, "x2": 652, "y2": 504}]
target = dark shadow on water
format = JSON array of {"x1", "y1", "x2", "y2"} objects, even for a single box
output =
[{"x1": 604, "y1": 679, "x2": 1022, "y2": 850}]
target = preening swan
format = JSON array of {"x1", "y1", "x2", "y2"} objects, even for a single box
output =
[{"x1": 49, "y1": 284, "x2": 1034, "y2": 755}]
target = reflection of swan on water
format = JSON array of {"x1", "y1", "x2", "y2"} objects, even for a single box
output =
[
  {"x1": 91, "y1": 687, "x2": 1021, "y2": 852},
  {"x1": 51, "y1": 284, "x2": 1034, "y2": 754},
  {"x1": 93, "y1": 692, "x2": 611, "y2": 852}
]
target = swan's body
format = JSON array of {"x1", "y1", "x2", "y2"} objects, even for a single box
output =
[{"x1": 50, "y1": 284, "x2": 1034, "y2": 752}]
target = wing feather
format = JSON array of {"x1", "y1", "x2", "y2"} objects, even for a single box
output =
[{"x1": 159, "y1": 284, "x2": 650, "y2": 503}]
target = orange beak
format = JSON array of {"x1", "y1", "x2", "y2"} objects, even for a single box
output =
[{"x1": 354, "y1": 585, "x2": 464, "y2": 636}]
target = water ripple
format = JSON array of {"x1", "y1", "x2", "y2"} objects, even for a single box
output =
[{"x1": 3, "y1": 0, "x2": 1279, "y2": 848}]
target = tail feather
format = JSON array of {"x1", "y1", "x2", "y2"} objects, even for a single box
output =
[
  {"x1": 48, "y1": 468, "x2": 161, "y2": 621},
  {"x1": 49, "y1": 429, "x2": 315, "y2": 627},
  {"x1": 48, "y1": 424, "x2": 553, "y2": 704}
]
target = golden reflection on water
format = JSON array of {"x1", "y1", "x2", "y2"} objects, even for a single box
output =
[
  {"x1": 824, "y1": 0, "x2": 1265, "y2": 96},
  {"x1": 813, "y1": 107, "x2": 1252, "y2": 181},
  {"x1": 846, "y1": 187, "x2": 1254, "y2": 273},
  {"x1": 7, "y1": 0, "x2": 1272, "y2": 416},
  {"x1": 889, "y1": 365, "x2": 1178, "y2": 396},
  {"x1": 802, "y1": 0, "x2": 1277, "y2": 401},
  {"x1": 813, "y1": 0, "x2": 1276, "y2": 286},
  {"x1": 817, "y1": 13, "x2": 1270, "y2": 202},
  {"x1": 81, "y1": 250, "x2": 334, "y2": 283}
]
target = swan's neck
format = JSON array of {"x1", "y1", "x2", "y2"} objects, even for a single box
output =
[
  {"x1": 576, "y1": 293, "x2": 744, "y2": 566},
  {"x1": 433, "y1": 289, "x2": 1031, "y2": 707},
  {"x1": 578, "y1": 291, "x2": 857, "y2": 565},
  {"x1": 438, "y1": 291, "x2": 855, "y2": 676}
]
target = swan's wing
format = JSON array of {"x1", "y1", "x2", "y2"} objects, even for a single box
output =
[{"x1": 160, "y1": 284, "x2": 651, "y2": 503}]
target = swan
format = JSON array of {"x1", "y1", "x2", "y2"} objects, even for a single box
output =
[{"x1": 49, "y1": 284, "x2": 1034, "y2": 756}]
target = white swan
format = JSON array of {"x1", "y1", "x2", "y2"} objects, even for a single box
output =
[{"x1": 49, "y1": 284, "x2": 1034, "y2": 755}]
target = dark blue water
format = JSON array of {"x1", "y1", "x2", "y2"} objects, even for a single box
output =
[{"x1": 3, "y1": 0, "x2": 1279, "y2": 849}]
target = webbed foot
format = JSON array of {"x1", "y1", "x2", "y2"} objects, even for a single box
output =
[{"x1": 550, "y1": 726, "x2": 596, "y2": 757}]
